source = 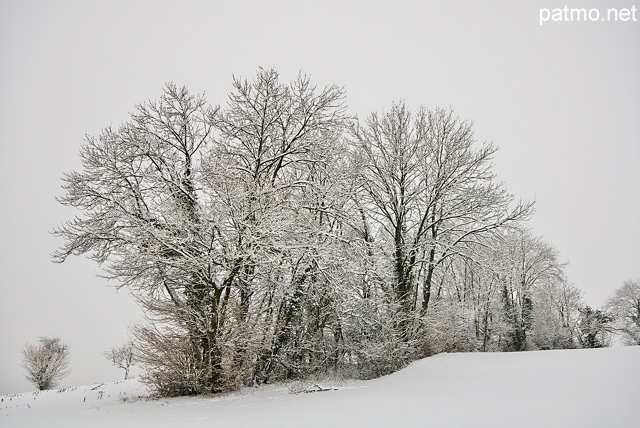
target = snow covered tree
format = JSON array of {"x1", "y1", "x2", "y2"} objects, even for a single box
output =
[
  {"x1": 22, "y1": 337, "x2": 71, "y2": 390},
  {"x1": 201, "y1": 68, "x2": 349, "y2": 385},
  {"x1": 427, "y1": 248, "x2": 505, "y2": 352},
  {"x1": 530, "y1": 279, "x2": 582, "y2": 349},
  {"x1": 576, "y1": 306, "x2": 613, "y2": 348},
  {"x1": 350, "y1": 103, "x2": 532, "y2": 340},
  {"x1": 422, "y1": 298, "x2": 478, "y2": 355},
  {"x1": 53, "y1": 82, "x2": 222, "y2": 394},
  {"x1": 424, "y1": 229, "x2": 576, "y2": 352},
  {"x1": 496, "y1": 230, "x2": 565, "y2": 351},
  {"x1": 105, "y1": 342, "x2": 135, "y2": 380},
  {"x1": 605, "y1": 279, "x2": 640, "y2": 345},
  {"x1": 54, "y1": 69, "x2": 350, "y2": 394}
]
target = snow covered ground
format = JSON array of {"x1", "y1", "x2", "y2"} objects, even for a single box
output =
[{"x1": 2, "y1": 346, "x2": 638, "y2": 428}]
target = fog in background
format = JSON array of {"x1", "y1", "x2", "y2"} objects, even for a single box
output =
[{"x1": 1, "y1": 0, "x2": 638, "y2": 394}]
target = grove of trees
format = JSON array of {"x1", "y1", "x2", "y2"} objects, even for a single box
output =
[{"x1": 52, "y1": 69, "x2": 608, "y2": 396}]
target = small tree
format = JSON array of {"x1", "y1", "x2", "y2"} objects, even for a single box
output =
[
  {"x1": 105, "y1": 342, "x2": 135, "y2": 380},
  {"x1": 22, "y1": 337, "x2": 71, "y2": 390}
]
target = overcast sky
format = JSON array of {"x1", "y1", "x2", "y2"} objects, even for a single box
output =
[{"x1": 1, "y1": 0, "x2": 638, "y2": 395}]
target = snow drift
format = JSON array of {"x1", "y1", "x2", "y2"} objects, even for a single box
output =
[{"x1": 2, "y1": 346, "x2": 638, "y2": 428}]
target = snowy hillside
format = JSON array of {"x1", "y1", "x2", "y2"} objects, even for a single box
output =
[{"x1": 2, "y1": 346, "x2": 638, "y2": 428}]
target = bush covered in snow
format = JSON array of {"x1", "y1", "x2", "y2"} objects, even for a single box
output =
[{"x1": 22, "y1": 337, "x2": 71, "y2": 391}]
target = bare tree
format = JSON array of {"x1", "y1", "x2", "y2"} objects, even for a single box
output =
[
  {"x1": 531, "y1": 278, "x2": 582, "y2": 349},
  {"x1": 53, "y1": 82, "x2": 222, "y2": 393},
  {"x1": 105, "y1": 342, "x2": 135, "y2": 380},
  {"x1": 351, "y1": 104, "x2": 533, "y2": 325},
  {"x1": 605, "y1": 279, "x2": 640, "y2": 345},
  {"x1": 497, "y1": 229, "x2": 565, "y2": 351},
  {"x1": 22, "y1": 337, "x2": 71, "y2": 390},
  {"x1": 207, "y1": 68, "x2": 349, "y2": 384},
  {"x1": 53, "y1": 70, "x2": 350, "y2": 394}
]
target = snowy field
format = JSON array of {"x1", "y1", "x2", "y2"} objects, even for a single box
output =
[{"x1": 2, "y1": 346, "x2": 638, "y2": 428}]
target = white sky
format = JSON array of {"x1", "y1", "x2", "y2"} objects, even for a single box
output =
[{"x1": 1, "y1": 0, "x2": 638, "y2": 395}]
